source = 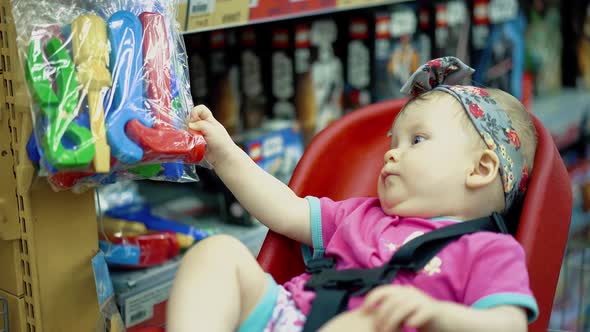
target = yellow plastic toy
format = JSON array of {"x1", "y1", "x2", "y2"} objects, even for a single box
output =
[{"x1": 72, "y1": 14, "x2": 112, "y2": 173}]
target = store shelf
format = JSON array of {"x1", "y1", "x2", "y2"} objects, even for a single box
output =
[
  {"x1": 530, "y1": 89, "x2": 590, "y2": 151},
  {"x1": 0, "y1": 0, "x2": 103, "y2": 330},
  {"x1": 181, "y1": 0, "x2": 407, "y2": 34}
]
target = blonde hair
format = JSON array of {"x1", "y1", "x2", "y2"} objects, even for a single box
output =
[
  {"x1": 486, "y1": 88, "x2": 538, "y2": 171},
  {"x1": 402, "y1": 88, "x2": 538, "y2": 171}
]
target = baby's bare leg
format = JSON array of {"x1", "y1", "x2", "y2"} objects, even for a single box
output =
[{"x1": 167, "y1": 234, "x2": 270, "y2": 332}]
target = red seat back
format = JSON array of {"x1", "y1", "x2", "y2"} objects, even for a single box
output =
[{"x1": 257, "y1": 99, "x2": 572, "y2": 332}]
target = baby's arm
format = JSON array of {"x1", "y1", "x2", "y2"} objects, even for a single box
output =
[
  {"x1": 188, "y1": 105, "x2": 311, "y2": 245},
  {"x1": 353, "y1": 285, "x2": 527, "y2": 332}
]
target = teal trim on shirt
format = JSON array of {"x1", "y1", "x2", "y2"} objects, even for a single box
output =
[
  {"x1": 472, "y1": 292, "x2": 539, "y2": 323},
  {"x1": 237, "y1": 274, "x2": 279, "y2": 332},
  {"x1": 430, "y1": 216, "x2": 463, "y2": 223},
  {"x1": 301, "y1": 196, "x2": 324, "y2": 265}
]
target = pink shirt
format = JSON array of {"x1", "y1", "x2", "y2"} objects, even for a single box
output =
[{"x1": 283, "y1": 196, "x2": 538, "y2": 325}]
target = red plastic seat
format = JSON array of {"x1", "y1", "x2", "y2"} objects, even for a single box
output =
[{"x1": 257, "y1": 98, "x2": 572, "y2": 332}]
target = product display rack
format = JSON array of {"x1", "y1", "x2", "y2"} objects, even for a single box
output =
[
  {"x1": 2, "y1": 0, "x2": 584, "y2": 331},
  {"x1": 179, "y1": 0, "x2": 407, "y2": 34},
  {"x1": 0, "y1": 0, "x2": 101, "y2": 331},
  {"x1": 0, "y1": 0, "x2": 406, "y2": 330}
]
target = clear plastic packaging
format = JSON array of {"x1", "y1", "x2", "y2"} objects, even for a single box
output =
[
  {"x1": 95, "y1": 181, "x2": 211, "y2": 268},
  {"x1": 11, "y1": 0, "x2": 205, "y2": 191}
]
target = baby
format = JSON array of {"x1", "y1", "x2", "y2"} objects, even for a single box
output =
[{"x1": 167, "y1": 57, "x2": 538, "y2": 332}]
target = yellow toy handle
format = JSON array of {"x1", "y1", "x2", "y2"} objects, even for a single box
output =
[{"x1": 72, "y1": 15, "x2": 112, "y2": 173}]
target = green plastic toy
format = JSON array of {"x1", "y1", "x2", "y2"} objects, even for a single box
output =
[{"x1": 25, "y1": 37, "x2": 95, "y2": 169}]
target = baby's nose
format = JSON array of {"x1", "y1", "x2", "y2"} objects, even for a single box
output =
[{"x1": 384, "y1": 149, "x2": 400, "y2": 164}]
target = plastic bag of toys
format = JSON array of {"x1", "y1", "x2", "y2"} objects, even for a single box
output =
[{"x1": 11, "y1": 0, "x2": 206, "y2": 191}]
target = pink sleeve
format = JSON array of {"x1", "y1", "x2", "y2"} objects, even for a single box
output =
[
  {"x1": 303, "y1": 196, "x2": 366, "y2": 263},
  {"x1": 463, "y1": 235, "x2": 539, "y2": 323}
]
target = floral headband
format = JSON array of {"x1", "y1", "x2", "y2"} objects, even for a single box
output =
[{"x1": 400, "y1": 57, "x2": 528, "y2": 212}]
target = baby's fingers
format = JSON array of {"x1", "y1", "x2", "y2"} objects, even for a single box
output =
[
  {"x1": 188, "y1": 119, "x2": 214, "y2": 135},
  {"x1": 189, "y1": 104, "x2": 214, "y2": 122},
  {"x1": 404, "y1": 307, "x2": 434, "y2": 329},
  {"x1": 362, "y1": 286, "x2": 393, "y2": 312}
]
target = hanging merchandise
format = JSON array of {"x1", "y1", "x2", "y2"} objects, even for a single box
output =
[
  {"x1": 12, "y1": 0, "x2": 206, "y2": 191},
  {"x1": 416, "y1": 2, "x2": 434, "y2": 67},
  {"x1": 208, "y1": 29, "x2": 241, "y2": 135},
  {"x1": 472, "y1": 0, "x2": 526, "y2": 99},
  {"x1": 308, "y1": 18, "x2": 344, "y2": 135},
  {"x1": 342, "y1": 14, "x2": 374, "y2": 114},
  {"x1": 434, "y1": 0, "x2": 470, "y2": 64},
  {"x1": 186, "y1": 32, "x2": 210, "y2": 107},
  {"x1": 294, "y1": 22, "x2": 317, "y2": 143},
  {"x1": 578, "y1": 2, "x2": 590, "y2": 90},
  {"x1": 294, "y1": 18, "x2": 344, "y2": 143},
  {"x1": 373, "y1": 3, "x2": 421, "y2": 101},
  {"x1": 524, "y1": 0, "x2": 562, "y2": 95},
  {"x1": 239, "y1": 26, "x2": 268, "y2": 131},
  {"x1": 269, "y1": 25, "x2": 297, "y2": 122}
]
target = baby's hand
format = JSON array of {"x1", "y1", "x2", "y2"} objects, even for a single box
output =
[
  {"x1": 361, "y1": 285, "x2": 441, "y2": 332},
  {"x1": 188, "y1": 105, "x2": 236, "y2": 167}
]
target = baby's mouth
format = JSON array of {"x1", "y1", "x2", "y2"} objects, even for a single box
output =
[{"x1": 381, "y1": 170, "x2": 399, "y2": 182}]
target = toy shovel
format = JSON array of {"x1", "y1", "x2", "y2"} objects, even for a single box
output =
[
  {"x1": 72, "y1": 14, "x2": 112, "y2": 173},
  {"x1": 125, "y1": 12, "x2": 206, "y2": 164},
  {"x1": 24, "y1": 37, "x2": 95, "y2": 169}
]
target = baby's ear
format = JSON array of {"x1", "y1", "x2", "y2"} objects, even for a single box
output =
[{"x1": 466, "y1": 149, "x2": 500, "y2": 189}]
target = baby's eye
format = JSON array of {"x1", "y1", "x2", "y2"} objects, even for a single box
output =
[{"x1": 412, "y1": 135, "x2": 426, "y2": 145}]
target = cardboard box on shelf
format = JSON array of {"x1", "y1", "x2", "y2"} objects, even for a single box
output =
[
  {"x1": 249, "y1": 0, "x2": 335, "y2": 21},
  {"x1": 239, "y1": 122, "x2": 304, "y2": 185},
  {"x1": 337, "y1": 0, "x2": 381, "y2": 9},
  {"x1": 186, "y1": 0, "x2": 248, "y2": 31},
  {"x1": 186, "y1": 0, "x2": 215, "y2": 31},
  {"x1": 212, "y1": 0, "x2": 249, "y2": 28},
  {"x1": 110, "y1": 257, "x2": 182, "y2": 331},
  {"x1": 0, "y1": 289, "x2": 26, "y2": 332},
  {"x1": 175, "y1": 0, "x2": 188, "y2": 31},
  {"x1": 249, "y1": 0, "x2": 291, "y2": 21}
]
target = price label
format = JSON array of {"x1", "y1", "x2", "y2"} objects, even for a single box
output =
[{"x1": 189, "y1": 0, "x2": 215, "y2": 15}]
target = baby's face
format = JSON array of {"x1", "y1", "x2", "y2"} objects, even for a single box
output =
[{"x1": 378, "y1": 94, "x2": 481, "y2": 218}]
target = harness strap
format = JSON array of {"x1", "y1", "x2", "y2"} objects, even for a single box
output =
[{"x1": 301, "y1": 213, "x2": 508, "y2": 332}]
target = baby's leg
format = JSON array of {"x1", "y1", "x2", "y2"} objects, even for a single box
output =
[{"x1": 167, "y1": 234, "x2": 270, "y2": 332}]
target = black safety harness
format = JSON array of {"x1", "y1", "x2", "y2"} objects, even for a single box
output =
[{"x1": 301, "y1": 212, "x2": 509, "y2": 332}]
